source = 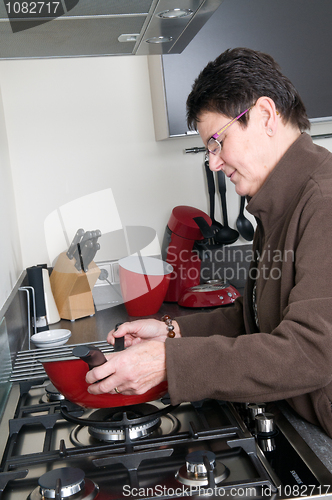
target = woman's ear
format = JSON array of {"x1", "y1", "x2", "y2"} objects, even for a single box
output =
[{"x1": 255, "y1": 96, "x2": 278, "y2": 136}]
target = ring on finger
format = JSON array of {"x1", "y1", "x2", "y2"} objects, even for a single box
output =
[{"x1": 114, "y1": 387, "x2": 120, "y2": 394}]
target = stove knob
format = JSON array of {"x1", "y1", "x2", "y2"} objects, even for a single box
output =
[
  {"x1": 186, "y1": 450, "x2": 216, "y2": 476},
  {"x1": 236, "y1": 402, "x2": 249, "y2": 412},
  {"x1": 255, "y1": 412, "x2": 276, "y2": 435},
  {"x1": 247, "y1": 403, "x2": 266, "y2": 422},
  {"x1": 45, "y1": 383, "x2": 65, "y2": 402}
]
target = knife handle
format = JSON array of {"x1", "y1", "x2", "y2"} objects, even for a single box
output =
[
  {"x1": 80, "y1": 231, "x2": 93, "y2": 244},
  {"x1": 66, "y1": 228, "x2": 85, "y2": 260},
  {"x1": 91, "y1": 229, "x2": 101, "y2": 244},
  {"x1": 80, "y1": 239, "x2": 94, "y2": 272}
]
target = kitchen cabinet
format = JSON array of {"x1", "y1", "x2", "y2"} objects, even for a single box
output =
[
  {"x1": 0, "y1": 0, "x2": 223, "y2": 58},
  {"x1": 149, "y1": 0, "x2": 332, "y2": 140}
]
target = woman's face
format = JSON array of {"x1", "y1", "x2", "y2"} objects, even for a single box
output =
[{"x1": 197, "y1": 108, "x2": 274, "y2": 197}]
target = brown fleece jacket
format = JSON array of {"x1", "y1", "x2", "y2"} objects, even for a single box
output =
[{"x1": 166, "y1": 133, "x2": 332, "y2": 437}]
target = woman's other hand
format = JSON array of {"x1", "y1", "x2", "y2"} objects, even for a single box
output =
[{"x1": 107, "y1": 318, "x2": 181, "y2": 347}]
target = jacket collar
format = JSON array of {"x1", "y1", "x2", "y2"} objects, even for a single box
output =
[{"x1": 246, "y1": 133, "x2": 324, "y2": 231}]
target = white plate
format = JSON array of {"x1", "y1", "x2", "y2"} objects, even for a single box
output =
[{"x1": 31, "y1": 329, "x2": 71, "y2": 348}]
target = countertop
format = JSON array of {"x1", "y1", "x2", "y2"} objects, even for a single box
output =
[
  {"x1": 47, "y1": 301, "x2": 214, "y2": 345},
  {"x1": 47, "y1": 302, "x2": 332, "y2": 475}
]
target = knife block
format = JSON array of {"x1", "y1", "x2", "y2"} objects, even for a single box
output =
[{"x1": 50, "y1": 252, "x2": 100, "y2": 321}]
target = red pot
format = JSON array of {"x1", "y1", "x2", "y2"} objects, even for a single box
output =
[{"x1": 40, "y1": 344, "x2": 168, "y2": 409}]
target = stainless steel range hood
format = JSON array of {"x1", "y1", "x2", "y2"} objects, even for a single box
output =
[{"x1": 0, "y1": 0, "x2": 223, "y2": 59}]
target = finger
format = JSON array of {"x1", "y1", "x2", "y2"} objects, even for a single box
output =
[
  {"x1": 86, "y1": 372, "x2": 119, "y2": 394},
  {"x1": 107, "y1": 333, "x2": 137, "y2": 348},
  {"x1": 110, "y1": 320, "x2": 146, "y2": 338},
  {"x1": 107, "y1": 322, "x2": 130, "y2": 344},
  {"x1": 128, "y1": 336, "x2": 143, "y2": 346},
  {"x1": 110, "y1": 386, "x2": 135, "y2": 395},
  {"x1": 87, "y1": 380, "x2": 114, "y2": 395},
  {"x1": 113, "y1": 322, "x2": 131, "y2": 337},
  {"x1": 85, "y1": 357, "x2": 114, "y2": 384},
  {"x1": 87, "y1": 376, "x2": 133, "y2": 396},
  {"x1": 107, "y1": 322, "x2": 143, "y2": 347}
]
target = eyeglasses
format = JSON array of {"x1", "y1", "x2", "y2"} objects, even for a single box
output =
[{"x1": 207, "y1": 108, "x2": 251, "y2": 155}]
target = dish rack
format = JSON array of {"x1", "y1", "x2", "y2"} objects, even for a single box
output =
[{"x1": 10, "y1": 340, "x2": 113, "y2": 383}]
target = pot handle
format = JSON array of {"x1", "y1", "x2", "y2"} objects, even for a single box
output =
[
  {"x1": 114, "y1": 323, "x2": 124, "y2": 352},
  {"x1": 72, "y1": 324, "x2": 124, "y2": 369},
  {"x1": 72, "y1": 345, "x2": 107, "y2": 369}
]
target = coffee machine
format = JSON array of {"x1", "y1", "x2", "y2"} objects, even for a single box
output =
[{"x1": 162, "y1": 205, "x2": 240, "y2": 307}]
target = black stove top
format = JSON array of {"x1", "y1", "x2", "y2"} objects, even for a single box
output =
[{"x1": 1, "y1": 354, "x2": 332, "y2": 500}]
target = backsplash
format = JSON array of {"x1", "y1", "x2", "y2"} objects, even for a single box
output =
[{"x1": 200, "y1": 243, "x2": 252, "y2": 293}]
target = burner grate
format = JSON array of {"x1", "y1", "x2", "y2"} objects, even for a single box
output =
[
  {"x1": 0, "y1": 399, "x2": 242, "y2": 472},
  {"x1": 10, "y1": 341, "x2": 113, "y2": 383},
  {"x1": 0, "y1": 387, "x2": 283, "y2": 500}
]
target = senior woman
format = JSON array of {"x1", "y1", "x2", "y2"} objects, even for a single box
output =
[{"x1": 86, "y1": 48, "x2": 332, "y2": 437}]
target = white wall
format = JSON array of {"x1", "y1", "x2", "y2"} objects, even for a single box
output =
[
  {"x1": 0, "y1": 55, "x2": 251, "y2": 270},
  {"x1": 0, "y1": 87, "x2": 22, "y2": 309},
  {"x1": 313, "y1": 137, "x2": 332, "y2": 152}
]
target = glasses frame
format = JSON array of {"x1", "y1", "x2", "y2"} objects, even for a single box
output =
[{"x1": 207, "y1": 108, "x2": 251, "y2": 155}]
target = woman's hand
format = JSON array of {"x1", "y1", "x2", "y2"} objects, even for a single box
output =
[
  {"x1": 85, "y1": 340, "x2": 166, "y2": 395},
  {"x1": 107, "y1": 318, "x2": 180, "y2": 347}
]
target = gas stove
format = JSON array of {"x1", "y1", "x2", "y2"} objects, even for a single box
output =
[{"x1": 1, "y1": 344, "x2": 332, "y2": 500}]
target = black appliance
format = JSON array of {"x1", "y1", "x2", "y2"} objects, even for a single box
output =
[{"x1": 1, "y1": 343, "x2": 332, "y2": 500}]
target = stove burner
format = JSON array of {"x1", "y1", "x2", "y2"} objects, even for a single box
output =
[
  {"x1": 28, "y1": 467, "x2": 99, "y2": 500},
  {"x1": 41, "y1": 383, "x2": 65, "y2": 403},
  {"x1": 176, "y1": 451, "x2": 229, "y2": 487},
  {"x1": 69, "y1": 404, "x2": 180, "y2": 446},
  {"x1": 88, "y1": 409, "x2": 160, "y2": 442}
]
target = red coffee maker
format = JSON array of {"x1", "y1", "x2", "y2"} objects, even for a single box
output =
[{"x1": 162, "y1": 206, "x2": 213, "y2": 302}]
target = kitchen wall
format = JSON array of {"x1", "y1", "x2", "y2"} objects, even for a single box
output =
[
  {"x1": 0, "y1": 86, "x2": 22, "y2": 310},
  {"x1": 0, "y1": 54, "x2": 331, "y2": 313},
  {"x1": 0, "y1": 55, "x2": 253, "y2": 274}
]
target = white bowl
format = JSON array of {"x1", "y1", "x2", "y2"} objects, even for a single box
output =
[
  {"x1": 33, "y1": 339, "x2": 70, "y2": 348},
  {"x1": 31, "y1": 329, "x2": 71, "y2": 348}
]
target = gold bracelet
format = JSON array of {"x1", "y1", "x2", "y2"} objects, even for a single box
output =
[{"x1": 161, "y1": 314, "x2": 176, "y2": 338}]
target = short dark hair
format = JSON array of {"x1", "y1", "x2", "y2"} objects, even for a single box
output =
[{"x1": 186, "y1": 47, "x2": 310, "y2": 132}]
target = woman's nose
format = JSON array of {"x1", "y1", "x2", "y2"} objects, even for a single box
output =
[{"x1": 208, "y1": 152, "x2": 224, "y2": 171}]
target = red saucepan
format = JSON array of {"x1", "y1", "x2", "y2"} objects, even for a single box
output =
[{"x1": 40, "y1": 337, "x2": 168, "y2": 409}]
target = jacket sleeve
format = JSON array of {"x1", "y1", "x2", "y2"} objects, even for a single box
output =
[{"x1": 166, "y1": 192, "x2": 332, "y2": 407}]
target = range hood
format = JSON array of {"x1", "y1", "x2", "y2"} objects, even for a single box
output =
[{"x1": 0, "y1": 0, "x2": 223, "y2": 59}]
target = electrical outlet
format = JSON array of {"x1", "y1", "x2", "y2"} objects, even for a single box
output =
[
  {"x1": 93, "y1": 260, "x2": 123, "y2": 310},
  {"x1": 95, "y1": 262, "x2": 113, "y2": 286}
]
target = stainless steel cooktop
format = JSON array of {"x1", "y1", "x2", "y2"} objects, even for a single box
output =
[{"x1": 1, "y1": 346, "x2": 332, "y2": 500}]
